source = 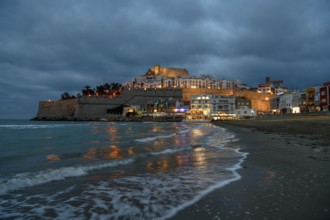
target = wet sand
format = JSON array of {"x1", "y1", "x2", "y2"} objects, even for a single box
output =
[{"x1": 171, "y1": 114, "x2": 330, "y2": 220}]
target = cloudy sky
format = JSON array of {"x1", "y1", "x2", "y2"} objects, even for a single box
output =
[{"x1": 1, "y1": 0, "x2": 329, "y2": 119}]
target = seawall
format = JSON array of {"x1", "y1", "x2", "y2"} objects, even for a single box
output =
[
  {"x1": 36, "y1": 99, "x2": 77, "y2": 120},
  {"x1": 75, "y1": 88, "x2": 183, "y2": 120},
  {"x1": 35, "y1": 88, "x2": 183, "y2": 120}
]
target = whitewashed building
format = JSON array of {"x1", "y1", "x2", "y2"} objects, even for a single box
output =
[
  {"x1": 279, "y1": 91, "x2": 304, "y2": 114},
  {"x1": 190, "y1": 94, "x2": 236, "y2": 117},
  {"x1": 279, "y1": 93, "x2": 293, "y2": 113},
  {"x1": 235, "y1": 106, "x2": 257, "y2": 119},
  {"x1": 257, "y1": 77, "x2": 287, "y2": 95},
  {"x1": 126, "y1": 74, "x2": 246, "y2": 90}
]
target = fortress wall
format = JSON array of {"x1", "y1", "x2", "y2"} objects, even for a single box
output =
[
  {"x1": 160, "y1": 67, "x2": 189, "y2": 78},
  {"x1": 151, "y1": 65, "x2": 189, "y2": 78},
  {"x1": 74, "y1": 89, "x2": 183, "y2": 120},
  {"x1": 125, "y1": 89, "x2": 182, "y2": 108},
  {"x1": 75, "y1": 96, "x2": 122, "y2": 120},
  {"x1": 182, "y1": 88, "x2": 234, "y2": 103},
  {"x1": 36, "y1": 99, "x2": 77, "y2": 120},
  {"x1": 233, "y1": 90, "x2": 277, "y2": 112}
]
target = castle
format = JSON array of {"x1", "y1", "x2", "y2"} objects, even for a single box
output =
[
  {"x1": 146, "y1": 65, "x2": 189, "y2": 78},
  {"x1": 127, "y1": 65, "x2": 246, "y2": 90}
]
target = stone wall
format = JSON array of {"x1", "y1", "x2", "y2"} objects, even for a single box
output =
[
  {"x1": 233, "y1": 90, "x2": 277, "y2": 112},
  {"x1": 125, "y1": 88, "x2": 182, "y2": 105},
  {"x1": 182, "y1": 88, "x2": 233, "y2": 103},
  {"x1": 151, "y1": 65, "x2": 189, "y2": 78},
  {"x1": 74, "y1": 96, "x2": 121, "y2": 120},
  {"x1": 36, "y1": 99, "x2": 77, "y2": 120},
  {"x1": 74, "y1": 88, "x2": 183, "y2": 120}
]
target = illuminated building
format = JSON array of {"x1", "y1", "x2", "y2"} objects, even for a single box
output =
[
  {"x1": 235, "y1": 96, "x2": 256, "y2": 118},
  {"x1": 126, "y1": 65, "x2": 246, "y2": 90},
  {"x1": 257, "y1": 76, "x2": 287, "y2": 94},
  {"x1": 189, "y1": 94, "x2": 236, "y2": 119},
  {"x1": 320, "y1": 82, "x2": 330, "y2": 111}
]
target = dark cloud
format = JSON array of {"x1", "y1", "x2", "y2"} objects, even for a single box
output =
[{"x1": 1, "y1": 0, "x2": 329, "y2": 118}]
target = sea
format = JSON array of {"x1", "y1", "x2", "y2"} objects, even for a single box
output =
[{"x1": 0, "y1": 119, "x2": 247, "y2": 220}]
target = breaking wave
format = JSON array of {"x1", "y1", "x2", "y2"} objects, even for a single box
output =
[{"x1": 0, "y1": 159, "x2": 134, "y2": 195}]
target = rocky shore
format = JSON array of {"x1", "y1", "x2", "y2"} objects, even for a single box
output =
[{"x1": 171, "y1": 114, "x2": 330, "y2": 220}]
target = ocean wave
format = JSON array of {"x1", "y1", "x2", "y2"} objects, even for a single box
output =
[
  {"x1": 135, "y1": 134, "x2": 174, "y2": 142},
  {"x1": 178, "y1": 128, "x2": 191, "y2": 134},
  {"x1": 0, "y1": 124, "x2": 86, "y2": 130},
  {"x1": 160, "y1": 149, "x2": 249, "y2": 220},
  {"x1": 0, "y1": 121, "x2": 249, "y2": 219},
  {"x1": 149, "y1": 147, "x2": 189, "y2": 155},
  {"x1": 0, "y1": 159, "x2": 134, "y2": 195},
  {"x1": 0, "y1": 148, "x2": 247, "y2": 220}
]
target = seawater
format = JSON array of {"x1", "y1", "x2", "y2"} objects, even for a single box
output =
[{"x1": 0, "y1": 120, "x2": 247, "y2": 220}]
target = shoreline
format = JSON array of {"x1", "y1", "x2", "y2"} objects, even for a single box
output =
[{"x1": 170, "y1": 115, "x2": 330, "y2": 220}]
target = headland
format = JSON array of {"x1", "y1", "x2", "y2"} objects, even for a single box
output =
[{"x1": 33, "y1": 65, "x2": 277, "y2": 121}]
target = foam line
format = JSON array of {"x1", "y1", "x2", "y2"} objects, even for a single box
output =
[
  {"x1": 149, "y1": 148, "x2": 189, "y2": 155},
  {"x1": 0, "y1": 159, "x2": 134, "y2": 195},
  {"x1": 0, "y1": 124, "x2": 86, "y2": 130},
  {"x1": 135, "y1": 134, "x2": 174, "y2": 142},
  {"x1": 160, "y1": 150, "x2": 249, "y2": 220}
]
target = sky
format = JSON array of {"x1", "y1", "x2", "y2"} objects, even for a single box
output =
[{"x1": 1, "y1": 0, "x2": 329, "y2": 119}]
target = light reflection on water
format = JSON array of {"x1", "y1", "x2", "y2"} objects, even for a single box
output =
[
  {"x1": 0, "y1": 121, "x2": 247, "y2": 220},
  {"x1": 44, "y1": 122, "x2": 239, "y2": 177},
  {"x1": 145, "y1": 158, "x2": 170, "y2": 172},
  {"x1": 106, "y1": 126, "x2": 120, "y2": 142},
  {"x1": 193, "y1": 148, "x2": 207, "y2": 167},
  {"x1": 83, "y1": 145, "x2": 125, "y2": 160}
]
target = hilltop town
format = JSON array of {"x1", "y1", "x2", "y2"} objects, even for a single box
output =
[{"x1": 34, "y1": 65, "x2": 330, "y2": 121}]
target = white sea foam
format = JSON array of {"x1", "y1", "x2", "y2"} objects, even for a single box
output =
[
  {"x1": 0, "y1": 147, "x2": 247, "y2": 220},
  {"x1": 0, "y1": 121, "x2": 249, "y2": 220},
  {"x1": 0, "y1": 124, "x2": 87, "y2": 130},
  {"x1": 161, "y1": 150, "x2": 249, "y2": 220},
  {"x1": 0, "y1": 159, "x2": 134, "y2": 195},
  {"x1": 178, "y1": 128, "x2": 191, "y2": 134},
  {"x1": 135, "y1": 124, "x2": 206, "y2": 142},
  {"x1": 135, "y1": 134, "x2": 174, "y2": 142},
  {"x1": 149, "y1": 148, "x2": 189, "y2": 155}
]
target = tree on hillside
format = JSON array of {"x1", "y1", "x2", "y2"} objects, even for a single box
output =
[
  {"x1": 110, "y1": 83, "x2": 123, "y2": 95},
  {"x1": 96, "y1": 85, "x2": 105, "y2": 95},
  {"x1": 103, "y1": 83, "x2": 111, "y2": 94},
  {"x1": 60, "y1": 92, "x2": 76, "y2": 100},
  {"x1": 82, "y1": 85, "x2": 95, "y2": 96},
  {"x1": 79, "y1": 83, "x2": 123, "y2": 97}
]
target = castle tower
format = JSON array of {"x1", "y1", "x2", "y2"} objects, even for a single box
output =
[{"x1": 154, "y1": 65, "x2": 160, "y2": 75}]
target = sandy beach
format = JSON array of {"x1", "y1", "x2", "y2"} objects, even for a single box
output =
[{"x1": 171, "y1": 114, "x2": 330, "y2": 220}]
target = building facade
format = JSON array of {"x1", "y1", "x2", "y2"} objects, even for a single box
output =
[
  {"x1": 257, "y1": 76, "x2": 287, "y2": 95},
  {"x1": 320, "y1": 82, "x2": 330, "y2": 111},
  {"x1": 190, "y1": 94, "x2": 236, "y2": 118},
  {"x1": 126, "y1": 65, "x2": 245, "y2": 90},
  {"x1": 235, "y1": 106, "x2": 257, "y2": 119}
]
